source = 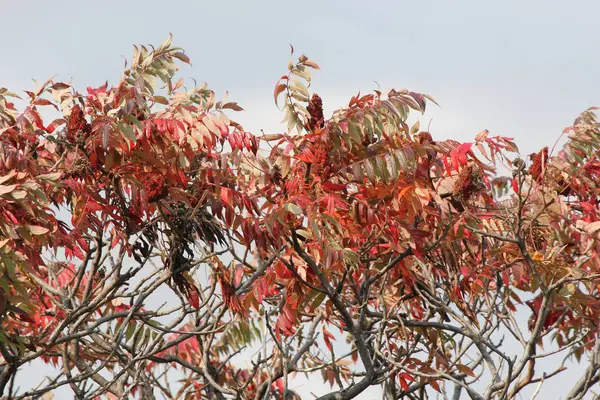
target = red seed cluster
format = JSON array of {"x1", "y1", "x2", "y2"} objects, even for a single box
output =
[
  {"x1": 528, "y1": 146, "x2": 548, "y2": 183},
  {"x1": 306, "y1": 93, "x2": 324, "y2": 131},
  {"x1": 67, "y1": 105, "x2": 89, "y2": 144}
]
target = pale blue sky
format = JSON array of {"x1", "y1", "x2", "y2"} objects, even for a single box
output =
[
  {"x1": 2, "y1": 0, "x2": 600, "y2": 398},
  {"x1": 3, "y1": 0, "x2": 600, "y2": 154}
]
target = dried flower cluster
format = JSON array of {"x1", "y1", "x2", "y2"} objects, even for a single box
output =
[{"x1": 452, "y1": 163, "x2": 484, "y2": 201}]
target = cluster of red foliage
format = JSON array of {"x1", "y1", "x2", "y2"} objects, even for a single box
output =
[{"x1": 1, "y1": 38, "x2": 600, "y2": 399}]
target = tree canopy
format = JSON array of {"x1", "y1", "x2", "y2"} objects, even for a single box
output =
[{"x1": 1, "y1": 36, "x2": 600, "y2": 399}]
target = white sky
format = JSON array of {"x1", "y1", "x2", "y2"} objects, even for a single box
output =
[{"x1": 2, "y1": 0, "x2": 600, "y2": 398}]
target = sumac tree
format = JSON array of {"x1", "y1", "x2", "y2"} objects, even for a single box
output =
[{"x1": 1, "y1": 36, "x2": 600, "y2": 399}]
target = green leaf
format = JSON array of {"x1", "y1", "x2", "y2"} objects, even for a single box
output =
[
  {"x1": 125, "y1": 322, "x2": 137, "y2": 342},
  {"x1": 289, "y1": 80, "x2": 309, "y2": 98},
  {"x1": 290, "y1": 91, "x2": 309, "y2": 102},
  {"x1": 348, "y1": 123, "x2": 362, "y2": 144},
  {"x1": 376, "y1": 155, "x2": 390, "y2": 182},
  {"x1": 1, "y1": 257, "x2": 15, "y2": 279},
  {"x1": 291, "y1": 66, "x2": 312, "y2": 81},
  {"x1": 322, "y1": 214, "x2": 343, "y2": 236},
  {"x1": 308, "y1": 291, "x2": 326, "y2": 310},
  {"x1": 283, "y1": 203, "x2": 302, "y2": 215},
  {"x1": 296, "y1": 229, "x2": 312, "y2": 240},
  {"x1": 119, "y1": 123, "x2": 137, "y2": 142},
  {"x1": 38, "y1": 172, "x2": 62, "y2": 184},
  {"x1": 363, "y1": 159, "x2": 376, "y2": 182},
  {"x1": 157, "y1": 33, "x2": 173, "y2": 52}
]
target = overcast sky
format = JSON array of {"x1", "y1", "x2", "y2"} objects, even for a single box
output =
[{"x1": 2, "y1": 0, "x2": 600, "y2": 398}]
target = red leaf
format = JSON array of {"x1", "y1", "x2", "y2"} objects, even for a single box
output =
[
  {"x1": 322, "y1": 327, "x2": 335, "y2": 352},
  {"x1": 186, "y1": 285, "x2": 200, "y2": 309},
  {"x1": 274, "y1": 83, "x2": 287, "y2": 106},
  {"x1": 275, "y1": 304, "x2": 297, "y2": 337},
  {"x1": 429, "y1": 379, "x2": 441, "y2": 393},
  {"x1": 221, "y1": 102, "x2": 244, "y2": 111},
  {"x1": 399, "y1": 376, "x2": 409, "y2": 391},
  {"x1": 33, "y1": 98, "x2": 53, "y2": 106},
  {"x1": 46, "y1": 118, "x2": 66, "y2": 133},
  {"x1": 234, "y1": 264, "x2": 244, "y2": 287},
  {"x1": 322, "y1": 182, "x2": 346, "y2": 192},
  {"x1": 24, "y1": 107, "x2": 45, "y2": 130},
  {"x1": 275, "y1": 261, "x2": 293, "y2": 279},
  {"x1": 511, "y1": 178, "x2": 519, "y2": 193}
]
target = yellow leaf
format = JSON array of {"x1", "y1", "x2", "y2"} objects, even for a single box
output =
[
  {"x1": 28, "y1": 226, "x2": 49, "y2": 235},
  {"x1": 456, "y1": 364, "x2": 476, "y2": 378},
  {"x1": 532, "y1": 252, "x2": 544, "y2": 262}
]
